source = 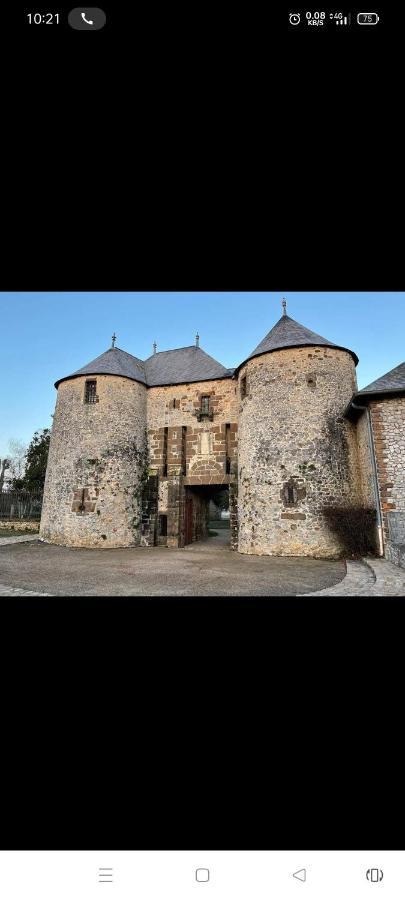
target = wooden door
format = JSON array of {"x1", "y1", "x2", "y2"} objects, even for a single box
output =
[{"x1": 185, "y1": 496, "x2": 193, "y2": 545}]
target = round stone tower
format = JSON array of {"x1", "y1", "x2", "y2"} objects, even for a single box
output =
[
  {"x1": 40, "y1": 346, "x2": 148, "y2": 548},
  {"x1": 236, "y1": 307, "x2": 360, "y2": 558}
]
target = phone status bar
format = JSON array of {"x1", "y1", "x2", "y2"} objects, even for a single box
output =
[{"x1": 288, "y1": 10, "x2": 382, "y2": 28}]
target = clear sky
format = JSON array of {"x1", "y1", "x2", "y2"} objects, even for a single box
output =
[{"x1": 1, "y1": 292, "x2": 404, "y2": 459}]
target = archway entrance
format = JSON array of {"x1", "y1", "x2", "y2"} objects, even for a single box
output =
[{"x1": 183, "y1": 484, "x2": 230, "y2": 547}]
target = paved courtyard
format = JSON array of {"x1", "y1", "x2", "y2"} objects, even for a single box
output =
[{"x1": 0, "y1": 532, "x2": 404, "y2": 596}]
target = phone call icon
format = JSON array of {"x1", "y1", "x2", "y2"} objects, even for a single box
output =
[{"x1": 68, "y1": 8, "x2": 106, "y2": 29}]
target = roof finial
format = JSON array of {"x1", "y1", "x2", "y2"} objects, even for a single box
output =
[
  {"x1": 282, "y1": 298, "x2": 287, "y2": 317},
  {"x1": 111, "y1": 332, "x2": 117, "y2": 348},
  {"x1": 153, "y1": 341, "x2": 157, "y2": 355},
  {"x1": 196, "y1": 332, "x2": 200, "y2": 347}
]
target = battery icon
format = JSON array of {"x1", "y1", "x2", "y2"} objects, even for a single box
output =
[{"x1": 357, "y1": 13, "x2": 379, "y2": 24}]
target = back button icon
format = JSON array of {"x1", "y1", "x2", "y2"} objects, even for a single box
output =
[{"x1": 293, "y1": 869, "x2": 306, "y2": 882}]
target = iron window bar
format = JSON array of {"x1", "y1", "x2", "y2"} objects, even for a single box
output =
[
  {"x1": 85, "y1": 381, "x2": 99, "y2": 403},
  {"x1": 192, "y1": 396, "x2": 213, "y2": 421}
]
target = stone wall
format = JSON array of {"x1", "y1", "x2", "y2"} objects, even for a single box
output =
[
  {"x1": 369, "y1": 397, "x2": 405, "y2": 568},
  {"x1": 147, "y1": 378, "x2": 238, "y2": 480},
  {"x1": 145, "y1": 379, "x2": 238, "y2": 547},
  {"x1": 356, "y1": 408, "x2": 376, "y2": 508},
  {"x1": 0, "y1": 520, "x2": 39, "y2": 533},
  {"x1": 237, "y1": 346, "x2": 361, "y2": 558},
  {"x1": 40, "y1": 375, "x2": 147, "y2": 547},
  {"x1": 354, "y1": 408, "x2": 380, "y2": 552}
]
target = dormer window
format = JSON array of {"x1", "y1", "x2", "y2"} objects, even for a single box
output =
[{"x1": 85, "y1": 380, "x2": 98, "y2": 404}]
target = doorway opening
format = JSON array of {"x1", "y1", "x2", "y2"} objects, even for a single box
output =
[{"x1": 184, "y1": 485, "x2": 230, "y2": 547}]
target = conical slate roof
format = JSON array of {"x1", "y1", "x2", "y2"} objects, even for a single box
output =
[
  {"x1": 55, "y1": 347, "x2": 147, "y2": 388},
  {"x1": 234, "y1": 314, "x2": 359, "y2": 372},
  {"x1": 357, "y1": 361, "x2": 405, "y2": 396},
  {"x1": 55, "y1": 345, "x2": 231, "y2": 389}
]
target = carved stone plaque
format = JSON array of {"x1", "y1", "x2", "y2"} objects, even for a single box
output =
[{"x1": 158, "y1": 480, "x2": 169, "y2": 512}]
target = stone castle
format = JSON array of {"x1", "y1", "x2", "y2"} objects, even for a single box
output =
[{"x1": 40, "y1": 304, "x2": 405, "y2": 568}]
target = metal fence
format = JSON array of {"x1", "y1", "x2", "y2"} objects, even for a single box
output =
[{"x1": 0, "y1": 490, "x2": 43, "y2": 520}]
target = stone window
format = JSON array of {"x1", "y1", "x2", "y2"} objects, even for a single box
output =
[
  {"x1": 181, "y1": 426, "x2": 187, "y2": 475},
  {"x1": 200, "y1": 395, "x2": 210, "y2": 415},
  {"x1": 159, "y1": 514, "x2": 167, "y2": 537},
  {"x1": 84, "y1": 379, "x2": 98, "y2": 403},
  {"x1": 240, "y1": 376, "x2": 247, "y2": 399},
  {"x1": 71, "y1": 487, "x2": 96, "y2": 514},
  {"x1": 225, "y1": 423, "x2": 231, "y2": 474},
  {"x1": 281, "y1": 478, "x2": 306, "y2": 508},
  {"x1": 306, "y1": 374, "x2": 316, "y2": 390},
  {"x1": 163, "y1": 427, "x2": 168, "y2": 477},
  {"x1": 195, "y1": 395, "x2": 213, "y2": 421},
  {"x1": 171, "y1": 398, "x2": 180, "y2": 409}
]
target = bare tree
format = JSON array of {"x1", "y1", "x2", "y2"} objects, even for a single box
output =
[
  {"x1": 0, "y1": 458, "x2": 10, "y2": 492},
  {"x1": 7, "y1": 438, "x2": 27, "y2": 488}
]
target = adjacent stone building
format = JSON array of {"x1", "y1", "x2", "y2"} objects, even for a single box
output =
[
  {"x1": 40, "y1": 306, "x2": 405, "y2": 567},
  {"x1": 346, "y1": 361, "x2": 405, "y2": 570}
]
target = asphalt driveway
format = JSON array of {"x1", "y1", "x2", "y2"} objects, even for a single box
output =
[{"x1": 0, "y1": 533, "x2": 346, "y2": 596}]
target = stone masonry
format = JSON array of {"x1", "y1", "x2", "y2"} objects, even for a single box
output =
[
  {"x1": 39, "y1": 310, "x2": 405, "y2": 566},
  {"x1": 237, "y1": 347, "x2": 361, "y2": 557},
  {"x1": 369, "y1": 397, "x2": 405, "y2": 566},
  {"x1": 40, "y1": 375, "x2": 147, "y2": 548}
]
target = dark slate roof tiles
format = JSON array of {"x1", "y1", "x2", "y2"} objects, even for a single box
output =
[
  {"x1": 55, "y1": 348, "x2": 147, "y2": 388},
  {"x1": 235, "y1": 314, "x2": 359, "y2": 370},
  {"x1": 55, "y1": 345, "x2": 230, "y2": 389},
  {"x1": 144, "y1": 346, "x2": 229, "y2": 385},
  {"x1": 357, "y1": 361, "x2": 405, "y2": 395},
  {"x1": 55, "y1": 315, "x2": 360, "y2": 389}
]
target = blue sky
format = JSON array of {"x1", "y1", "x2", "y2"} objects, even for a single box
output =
[{"x1": 1, "y1": 292, "x2": 404, "y2": 458}]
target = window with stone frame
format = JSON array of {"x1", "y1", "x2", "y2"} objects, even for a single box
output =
[
  {"x1": 181, "y1": 426, "x2": 187, "y2": 474},
  {"x1": 240, "y1": 375, "x2": 247, "y2": 399},
  {"x1": 84, "y1": 379, "x2": 98, "y2": 404},
  {"x1": 162, "y1": 427, "x2": 168, "y2": 476},
  {"x1": 225, "y1": 423, "x2": 231, "y2": 474},
  {"x1": 281, "y1": 478, "x2": 306, "y2": 507},
  {"x1": 200, "y1": 395, "x2": 210, "y2": 416}
]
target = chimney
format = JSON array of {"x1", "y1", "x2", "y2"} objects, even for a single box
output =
[
  {"x1": 195, "y1": 332, "x2": 200, "y2": 347},
  {"x1": 153, "y1": 341, "x2": 157, "y2": 354}
]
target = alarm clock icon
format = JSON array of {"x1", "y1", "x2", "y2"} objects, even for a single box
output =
[{"x1": 289, "y1": 13, "x2": 301, "y2": 25}]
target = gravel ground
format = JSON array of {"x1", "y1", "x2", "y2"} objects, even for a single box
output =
[{"x1": 0, "y1": 532, "x2": 347, "y2": 596}]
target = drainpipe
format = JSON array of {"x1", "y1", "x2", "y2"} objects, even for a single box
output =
[{"x1": 351, "y1": 400, "x2": 384, "y2": 557}]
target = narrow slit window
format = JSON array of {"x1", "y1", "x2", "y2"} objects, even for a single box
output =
[
  {"x1": 182, "y1": 425, "x2": 187, "y2": 475},
  {"x1": 225, "y1": 423, "x2": 231, "y2": 474},
  {"x1": 240, "y1": 376, "x2": 247, "y2": 399},
  {"x1": 85, "y1": 380, "x2": 97, "y2": 403},
  {"x1": 163, "y1": 427, "x2": 168, "y2": 476}
]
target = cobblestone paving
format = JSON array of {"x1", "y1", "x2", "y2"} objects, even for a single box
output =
[
  {"x1": 302, "y1": 558, "x2": 405, "y2": 596},
  {"x1": 0, "y1": 535, "x2": 39, "y2": 546},
  {"x1": 0, "y1": 583, "x2": 51, "y2": 596},
  {"x1": 0, "y1": 534, "x2": 403, "y2": 595}
]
